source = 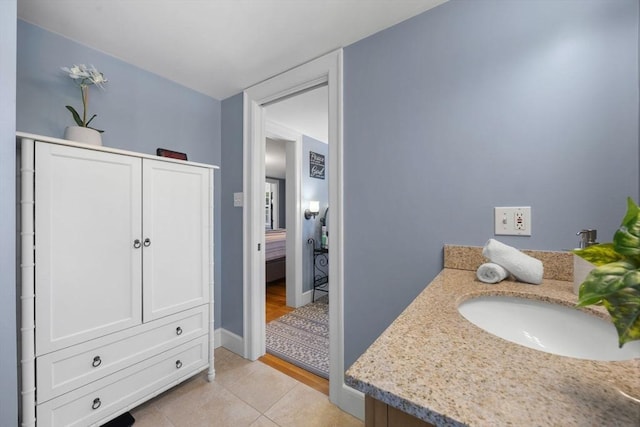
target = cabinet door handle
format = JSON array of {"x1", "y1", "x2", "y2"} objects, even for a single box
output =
[
  {"x1": 92, "y1": 356, "x2": 102, "y2": 368},
  {"x1": 176, "y1": 326, "x2": 183, "y2": 336},
  {"x1": 92, "y1": 397, "x2": 101, "y2": 410},
  {"x1": 133, "y1": 239, "x2": 142, "y2": 249},
  {"x1": 143, "y1": 238, "x2": 151, "y2": 247},
  {"x1": 176, "y1": 360, "x2": 183, "y2": 369}
]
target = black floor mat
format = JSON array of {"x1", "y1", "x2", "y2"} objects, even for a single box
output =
[{"x1": 101, "y1": 412, "x2": 135, "y2": 427}]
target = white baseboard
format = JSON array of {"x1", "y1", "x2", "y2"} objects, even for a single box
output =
[
  {"x1": 301, "y1": 289, "x2": 329, "y2": 306},
  {"x1": 338, "y1": 383, "x2": 365, "y2": 420},
  {"x1": 215, "y1": 328, "x2": 244, "y2": 356},
  {"x1": 301, "y1": 290, "x2": 313, "y2": 306}
]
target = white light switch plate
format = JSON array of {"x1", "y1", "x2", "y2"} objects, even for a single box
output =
[
  {"x1": 494, "y1": 206, "x2": 531, "y2": 236},
  {"x1": 233, "y1": 192, "x2": 243, "y2": 207}
]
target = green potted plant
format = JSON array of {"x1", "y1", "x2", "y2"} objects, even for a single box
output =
[{"x1": 573, "y1": 197, "x2": 640, "y2": 347}]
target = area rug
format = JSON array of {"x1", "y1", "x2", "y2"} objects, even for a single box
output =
[{"x1": 266, "y1": 296, "x2": 329, "y2": 379}]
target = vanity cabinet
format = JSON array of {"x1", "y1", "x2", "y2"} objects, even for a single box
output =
[
  {"x1": 19, "y1": 134, "x2": 216, "y2": 427},
  {"x1": 365, "y1": 396, "x2": 434, "y2": 427}
]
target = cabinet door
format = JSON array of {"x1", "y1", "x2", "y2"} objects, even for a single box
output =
[
  {"x1": 35, "y1": 143, "x2": 143, "y2": 355},
  {"x1": 142, "y1": 159, "x2": 210, "y2": 321}
]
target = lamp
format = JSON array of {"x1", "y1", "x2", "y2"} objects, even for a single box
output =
[{"x1": 304, "y1": 201, "x2": 320, "y2": 220}]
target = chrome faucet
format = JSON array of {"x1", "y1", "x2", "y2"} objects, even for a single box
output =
[{"x1": 576, "y1": 229, "x2": 597, "y2": 248}]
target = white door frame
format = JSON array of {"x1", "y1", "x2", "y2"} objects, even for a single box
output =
[
  {"x1": 265, "y1": 121, "x2": 304, "y2": 308},
  {"x1": 243, "y1": 49, "x2": 363, "y2": 418}
]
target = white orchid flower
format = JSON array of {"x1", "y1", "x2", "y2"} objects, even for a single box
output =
[
  {"x1": 88, "y1": 66, "x2": 108, "y2": 88},
  {"x1": 61, "y1": 63, "x2": 108, "y2": 131},
  {"x1": 62, "y1": 64, "x2": 91, "y2": 80}
]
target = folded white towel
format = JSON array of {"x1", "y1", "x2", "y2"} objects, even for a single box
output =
[
  {"x1": 482, "y1": 239, "x2": 544, "y2": 285},
  {"x1": 476, "y1": 262, "x2": 509, "y2": 284}
]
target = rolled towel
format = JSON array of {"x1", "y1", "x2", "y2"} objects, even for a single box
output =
[
  {"x1": 482, "y1": 239, "x2": 544, "y2": 285},
  {"x1": 476, "y1": 262, "x2": 509, "y2": 284}
]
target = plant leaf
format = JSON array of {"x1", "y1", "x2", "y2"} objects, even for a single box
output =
[
  {"x1": 85, "y1": 114, "x2": 97, "y2": 126},
  {"x1": 65, "y1": 105, "x2": 83, "y2": 127},
  {"x1": 84, "y1": 114, "x2": 104, "y2": 133},
  {"x1": 572, "y1": 243, "x2": 623, "y2": 266},
  {"x1": 614, "y1": 197, "x2": 640, "y2": 258},
  {"x1": 577, "y1": 260, "x2": 640, "y2": 347},
  {"x1": 575, "y1": 198, "x2": 640, "y2": 347},
  {"x1": 601, "y1": 269, "x2": 640, "y2": 347},
  {"x1": 577, "y1": 260, "x2": 636, "y2": 306},
  {"x1": 620, "y1": 197, "x2": 640, "y2": 230},
  {"x1": 614, "y1": 228, "x2": 640, "y2": 258}
]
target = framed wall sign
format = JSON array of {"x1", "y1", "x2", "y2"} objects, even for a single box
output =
[{"x1": 309, "y1": 151, "x2": 325, "y2": 179}]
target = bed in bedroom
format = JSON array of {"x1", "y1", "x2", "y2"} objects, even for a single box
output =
[{"x1": 265, "y1": 229, "x2": 286, "y2": 282}]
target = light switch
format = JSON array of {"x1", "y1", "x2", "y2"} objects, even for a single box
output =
[{"x1": 233, "y1": 192, "x2": 243, "y2": 207}]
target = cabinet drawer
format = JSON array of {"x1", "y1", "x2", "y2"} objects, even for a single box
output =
[
  {"x1": 37, "y1": 305, "x2": 208, "y2": 403},
  {"x1": 37, "y1": 335, "x2": 209, "y2": 427}
]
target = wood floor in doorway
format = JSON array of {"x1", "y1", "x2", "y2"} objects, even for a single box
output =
[{"x1": 261, "y1": 280, "x2": 329, "y2": 396}]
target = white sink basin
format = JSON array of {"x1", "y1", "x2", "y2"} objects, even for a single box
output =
[{"x1": 458, "y1": 295, "x2": 640, "y2": 361}]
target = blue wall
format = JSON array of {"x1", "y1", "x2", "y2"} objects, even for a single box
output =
[
  {"x1": 302, "y1": 136, "x2": 329, "y2": 292},
  {"x1": 17, "y1": 21, "x2": 221, "y2": 159},
  {"x1": 220, "y1": 93, "x2": 244, "y2": 336},
  {"x1": 343, "y1": 0, "x2": 639, "y2": 366},
  {"x1": 16, "y1": 20, "x2": 223, "y2": 328},
  {"x1": 0, "y1": 2, "x2": 18, "y2": 425}
]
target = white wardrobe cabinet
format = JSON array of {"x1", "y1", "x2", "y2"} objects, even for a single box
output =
[{"x1": 19, "y1": 134, "x2": 216, "y2": 427}]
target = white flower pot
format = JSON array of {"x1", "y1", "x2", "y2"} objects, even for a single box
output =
[
  {"x1": 573, "y1": 254, "x2": 595, "y2": 295},
  {"x1": 64, "y1": 126, "x2": 102, "y2": 146}
]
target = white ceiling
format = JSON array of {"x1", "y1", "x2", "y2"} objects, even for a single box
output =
[
  {"x1": 17, "y1": 0, "x2": 448, "y2": 100},
  {"x1": 266, "y1": 85, "x2": 328, "y2": 143}
]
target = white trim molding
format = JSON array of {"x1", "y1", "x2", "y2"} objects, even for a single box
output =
[
  {"x1": 243, "y1": 50, "x2": 363, "y2": 418},
  {"x1": 265, "y1": 121, "x2": 304, "y2": 308},
  {"x1": 215, "y1": 328, "x2": 245, "y2": 357},
  {"x1": 243, "y1": 90, "x2": 267, "y2": 360}
]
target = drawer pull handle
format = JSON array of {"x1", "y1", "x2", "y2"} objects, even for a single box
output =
[
  {"x1": 143, "y1": 237, "x2": 151, "y2": 247},
  {"x1": 133, "y1": 239, "x2": 142, "y2": 249},
  {"x1": 176, "y1": 360, "x2": 183, "y2": 369},
  {"x1": 92, "y1": 356, "x2": 102, "y2": 368},
  {"x1": 176, "y1": 326, "x2": 183, "y2": 336},
  {"x1": 92, "y1": 398, "x2": 101, "y2": 410}
]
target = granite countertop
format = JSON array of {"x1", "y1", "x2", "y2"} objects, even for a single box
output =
[{"x1": 345, "y1": 247, "x2": 640, "y2": 426}]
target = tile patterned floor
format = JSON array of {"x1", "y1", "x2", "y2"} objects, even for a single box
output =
[{"x1": 130, "y1": 347, "x2": 363, "y2": 427}]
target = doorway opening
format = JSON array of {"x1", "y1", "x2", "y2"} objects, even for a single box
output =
[
  {"x1": 243, "y1": 50, "x2": 363, "y2": 417},
  {"x1": 261, "y1": 86, "x2": 330, "y2": 392}
]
